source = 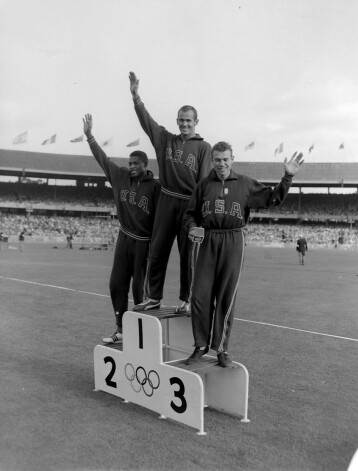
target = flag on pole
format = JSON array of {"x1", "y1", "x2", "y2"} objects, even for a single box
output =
[
  {"x1": 339, "y1": 142, "x2": 344, "y2": 149},
  {"x1": 13, "y1": 131, "x2": 28, "y2": 144},
  {"x1": 102, "y1": 137, "x2": 113, "y2": 147},
  {"x1": 70, "y1": 135, "x2": 84, "y2": 143},
  {"x1": 127, "y1": 138, "x2": 140, "y2": 147},
  {"x1": 42, "y1": 134, "x2": 56, "y2": 145},
  {"x1": 244, "y1": 141, "x2": 255, "y2": 151},
  {"x1": 308, "y1": 144, "x2": 314, "y2": 153},
  {"x1": 274, "y1": 142, "x2": 284, "y2": 155}
]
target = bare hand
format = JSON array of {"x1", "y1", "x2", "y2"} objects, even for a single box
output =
[
  {"x1": 284, "y1": 152, "x2": 304, "y2": 176},
  {"x1": 83, "y1": 113, "x2": 93, "y2": 136},
  {"x1": 129, "y1": 71, "x2": 139, "y2": 97}
]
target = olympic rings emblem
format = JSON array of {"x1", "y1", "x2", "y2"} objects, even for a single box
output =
[{"x1": 124, "y1": 363, "x2": 160, "y2": 397}]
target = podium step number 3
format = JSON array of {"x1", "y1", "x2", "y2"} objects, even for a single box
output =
[{"x1": 94, "y1": 311, "x2": 249, "y2": 434}]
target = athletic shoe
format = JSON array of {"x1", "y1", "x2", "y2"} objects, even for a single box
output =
[
  {"x1": 175, "y1": 300, "x2": 190, "y2": 313},
  {"x1": 132, "y1": 298, "x2": 161, "y2": 311},
  {"x1": 185, "y1": 346, "x2": 209, "y2": 365},
  {"x1": 103, "y1": 331, "x2": 123, "y2": 344},
  {"x1": 217, "y1": 352, "x2": 236, "y2": 368}
]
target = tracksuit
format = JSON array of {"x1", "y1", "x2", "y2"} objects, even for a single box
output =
[
  {"x1": 183, "y1": 168, "x2": 293, "y2": 352},
  {"x1": 133, "y1": 98, "x2": 212, "y2": 302},
  {"x1": 297, "y1": 237, "x2": 308, "y2": 264},
  {"x1": 87, "y1": 137, "x2": 161, "y2": 329}
]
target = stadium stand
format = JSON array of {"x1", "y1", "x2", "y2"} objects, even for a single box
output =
[
  {"x1": 1, "y1": 148, "x2": 357, "y2": 247},
  {"x1": 2, "y1": 147, "x2": 358, "y2": 188}
]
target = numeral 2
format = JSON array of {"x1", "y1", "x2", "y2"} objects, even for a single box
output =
[{"x1": 104, "y1": 356, "x2": 117, "y2": 388}]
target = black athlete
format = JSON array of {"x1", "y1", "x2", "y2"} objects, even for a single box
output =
[{"x1": 83, "y1": 114, "x2": 161, "y2": 343}]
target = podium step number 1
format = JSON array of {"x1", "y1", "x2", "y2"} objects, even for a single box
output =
[{"x1": 94, "y1": 311, "x2": 249, "y2": 435}]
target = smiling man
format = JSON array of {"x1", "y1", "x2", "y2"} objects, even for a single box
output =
[
  {"x1": 129, "y1": 71, "x2": 212, "y2": 313},
  {"x1": 83, "y1": 114, "x2": 161, "y2": 343},
  {"x1": 183, "y1": 141, "x2": 304, "y2": 367}
]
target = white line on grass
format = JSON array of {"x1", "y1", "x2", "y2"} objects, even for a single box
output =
[
  {"x1": 234, "y1": 317, "x2": 358, "y2": 342},
  {"x1": 2, "y1": 276, "x2": 357, "y2": 342},
  {"x1": 0, "y1": 275, "x2": 111, "y2": 298}
]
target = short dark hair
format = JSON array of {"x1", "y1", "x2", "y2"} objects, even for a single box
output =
[
  {"x1": 177, "y1": 105, "x2": 198, "y2": 121},
  {"x1": 211, "y1": 141, "x2": 233, "y2": 157},
  {"x1": 129, "y1": 150, "x2": 148, "y2": 166}
]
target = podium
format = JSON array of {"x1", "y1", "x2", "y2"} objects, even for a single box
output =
[{"x1": 94, "y1": 309, "x2": 249, "y2": 434}]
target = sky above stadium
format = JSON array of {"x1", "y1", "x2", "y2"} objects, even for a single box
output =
[{"x1": 0, "y1": 0, "x2": 357, "y2": 163}]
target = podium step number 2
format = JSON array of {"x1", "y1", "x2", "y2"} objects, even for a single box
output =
[
  {"x1": 94, "y1": 312, "x2": 205, "y2": 434},
  {"x1": 94, "y1": 311, "x2": 249, "y2": 434}
]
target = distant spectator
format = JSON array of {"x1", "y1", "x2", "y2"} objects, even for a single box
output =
[
  {"x1": 66, "y1": 233, "x2": 73, "y2": 249},
  {"x1": 338, "y1": 230, "x2": 344, "y2": 245},
  {"x1": 296, "y1": 235, "x2": 308, "y2": 265},
  {"x1": 19, "y1": 230, "x2": 25, "y2": 252}
]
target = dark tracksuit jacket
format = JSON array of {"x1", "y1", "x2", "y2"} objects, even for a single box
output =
[
  {"x1": 133, "y1": 97, "x2": 212, "y2": 302},
  {"x1": 183, "y1": 168, "x2": 293, "y2": 352},
  {"x1": 297, "y1": 238, "x2": 308, "y2": 253},
  {"x1": 87, "y1": 137, "x2": 161, "y2": 327}
]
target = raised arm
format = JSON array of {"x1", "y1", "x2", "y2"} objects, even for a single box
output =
[
  {"x1": 83, "y1": 114, "x2": 113, "y2": 182},
  {"x1": 83, "y1": 113, "x2": 93, "y2": 139},
  {"x1": 128, "y1": 71, "x2": 165, "y2": 153},
  {"x1": 284, "y1": 152, "x2": 304, "y2": 176},
  {"x1": 247, "y1": 152, "x2": 304, "y2": 211},
  {"x1": 129, "y1": 71, "x2": 140, "y2": 101}
]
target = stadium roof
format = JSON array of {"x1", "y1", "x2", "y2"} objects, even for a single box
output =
[{"x1": 1, "y1": 148, "x2": 358, "y2": 188}]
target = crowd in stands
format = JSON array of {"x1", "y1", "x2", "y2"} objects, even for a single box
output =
[
  {"x1": 1, "y1": 182, "x2": 358, "y2": 215},
  {"x1": 1, "y1": 213, "x2": 357, "y2": 248},
  {"x1": 245, "y1": 222, "x2": 358, "y2": 246},
  {"x1": 1, "y1": 182, "x2": 358, "y2": 247},
  {"x1": 0, "y1": 214, "x2": 119, "y2": 243},
  {"x1": 1, "y1": 182, "x2": 358, "y2": 218},
  {"x1": 0, "y1": 182, "x2": 115, "y2": 208},
  {"x1": 264, "y1": 193, "x2": 358, "y2": 216}
]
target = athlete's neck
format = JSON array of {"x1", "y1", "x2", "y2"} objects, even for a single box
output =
[{"x1": 180, "y1": 132, "x2": 196, "y2": 141}]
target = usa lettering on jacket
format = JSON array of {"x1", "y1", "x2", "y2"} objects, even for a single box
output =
[
  {"x1": 165, "y1": 148, "x2": 197, "y2": 173},
  {"x1": 202, "y1": 199, "x2": 243, "y2": 219},
  {"x1": 120, "y1": 190, "x2": 150, "y2": 214}
]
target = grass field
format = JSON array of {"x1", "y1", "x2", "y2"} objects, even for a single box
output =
[{"x1": 1, "y1": 242, "x2": 358, "y2": 471}]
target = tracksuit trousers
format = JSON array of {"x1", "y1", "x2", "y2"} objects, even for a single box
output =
[
  {"x1": 190, "y1": 229, "x2": 245, "y2": 353},
  {"x1": 147, "y1": 193, "x2": 194, "y2": 302},
  {"x1": 110, "y1": 232, "x2": 150, "y2": 330}
]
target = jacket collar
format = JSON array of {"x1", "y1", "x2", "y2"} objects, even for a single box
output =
[
  {"x1": 208, "y1": 168, "x2": 239, "y2": 181},
  {"x1": 130, "y1": 169, "x2": 154, "y2": 182},
  {"x1": 175, "y1": 133, "x2": 204, "y2": 142}
]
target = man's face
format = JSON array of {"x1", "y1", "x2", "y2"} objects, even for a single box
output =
[
  {"x1": 212, "y1": 149, "x2": 234, "y2": 180},
  {"x1": 128, "y1": 156, "x2": 146, "y2": 178},
  {"x1": 176, "y1": 110, "x2": 198, "y2": 138}
]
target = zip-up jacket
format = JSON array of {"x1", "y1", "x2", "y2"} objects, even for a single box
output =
[
  {"x1": 183, "y1": 168, "x2": 293, "y2": 232},
  {"x1": 133, "y1": 98, "x2": 212, "y2": 200},
  {"x1": 87, "y1": 137, "x2": 161, "y2": 241}
]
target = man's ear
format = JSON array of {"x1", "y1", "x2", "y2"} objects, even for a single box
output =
[{"x1": 195, "y1": 119, "x2": 199, "y2": 126}]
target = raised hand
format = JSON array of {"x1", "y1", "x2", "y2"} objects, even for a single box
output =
[
  {"x1": 284, "y1": 152, "x2": 304, "y2": 176},
  {"x1": 129, "y1": 71, "x2": 139, "y2": 98},
  {"x1": 83, "y1": 113, "x2": 93, "y2": 137}
]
